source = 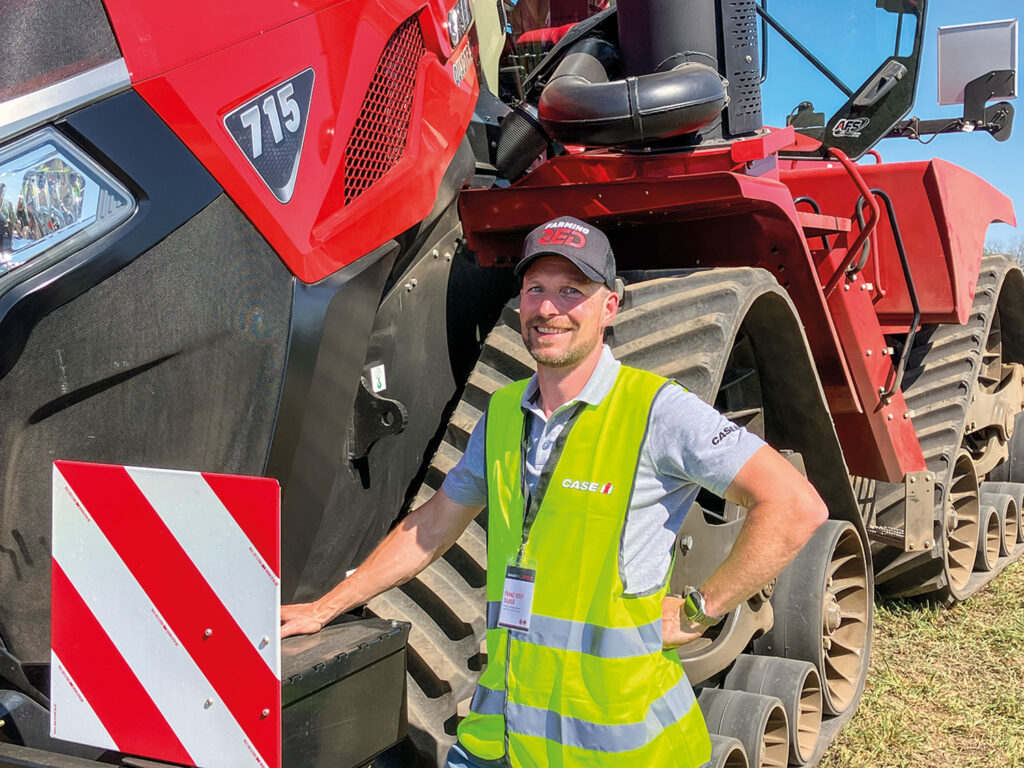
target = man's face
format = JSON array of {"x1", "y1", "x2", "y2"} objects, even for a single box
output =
[{"x1": 519, "y1": 256, "x2": 618, "y2": 369}]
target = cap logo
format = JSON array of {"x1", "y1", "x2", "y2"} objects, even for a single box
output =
[{"x1": 538, "y1": 227, "x2": 587, "y2": 248}]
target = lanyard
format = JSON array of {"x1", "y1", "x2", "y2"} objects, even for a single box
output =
[{"x1": 517, "y1": 401, "x2": 586, "y2": 564}]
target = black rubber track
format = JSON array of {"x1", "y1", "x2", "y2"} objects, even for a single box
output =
[
  {"x1": 857, "y1": 255, "x2": 1024, "y2": 599},
  {"x1": 371, "y1": 267, "x2": 860, "y2": 766}
]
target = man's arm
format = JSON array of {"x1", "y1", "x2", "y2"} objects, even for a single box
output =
[
  {"x1": 662, "y1": 444, "x2": 828, "y2": 647},
  {"x1": 280, "y1": 488, "x2": 483, "y2": 638}
]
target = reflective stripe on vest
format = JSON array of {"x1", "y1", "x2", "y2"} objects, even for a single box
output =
[
  {"x1": 485, "y1": 601, "x2": 662, "y2": 658},
  {"x1": 457, "y1": 367, "x2": 712, "y2": 768},
  {"x1": 472, "y1": 673, "x2": 696, "y2": 749},
  {"x1": 506, "y1": 675, "x2": 696, "y2": 752}
]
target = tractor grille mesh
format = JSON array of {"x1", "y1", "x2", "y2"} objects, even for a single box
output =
[
  {"x1": 723, "y1": 0, "x2": 762, "y2": 135},
  {"x1": 344, "y1": 15, "x2": 425, "y2": 205}
]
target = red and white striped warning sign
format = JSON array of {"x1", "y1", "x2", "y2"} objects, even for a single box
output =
[{"x1": 51, "y1": 461, "x2": 281, "y2": 768}]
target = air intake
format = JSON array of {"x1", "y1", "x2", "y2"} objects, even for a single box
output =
[{"x1": 344, "y1": 15, "x2": 425, "y2": 205}]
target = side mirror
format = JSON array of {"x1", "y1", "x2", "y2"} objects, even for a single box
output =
[
  {"x1": 937, "y1": 19, "x2": 1017, "y2": 106},
  {"x1": 887, "y1": 19, "x2": 1018, "y2": 144}
]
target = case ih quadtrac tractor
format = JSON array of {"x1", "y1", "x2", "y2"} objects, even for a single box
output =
[{"x1": 0, "y1": 0, "x2": 1020, "y2": 767}]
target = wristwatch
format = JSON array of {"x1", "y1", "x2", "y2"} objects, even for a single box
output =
[{"x1": 681, "y1": 588, "x2": 723, "y2": 629}]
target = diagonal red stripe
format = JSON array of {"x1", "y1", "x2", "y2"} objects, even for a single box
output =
[
  {"x1": 201, "y1": 472, "x2": 280, "y2": 577},
  {"x1": 51, "y1": 560, "x2": 193, "y2": 765},
  {"x1": 56, "y1": 461, "x2": 280, "y2": 768}
]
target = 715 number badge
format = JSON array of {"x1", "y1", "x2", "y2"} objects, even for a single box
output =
[{"x1": 224, "y1": 68, "x2": 314, "y2": 204}]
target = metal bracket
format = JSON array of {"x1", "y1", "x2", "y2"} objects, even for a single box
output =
[
  {"x1": 964, "y1": 363, "x2": 1024, "y2": 476},
  {"x1": 903, "y1": 470, "x2": 934, "y2": 552},
  {"x1": 963, "y1": 70, "x2": 1016, "y2": 123},
  {"x1": 0, "y1": 642, "x2": 47, "y2": 709},
  {"x1": 866, "y1": 470, "x2": 934, "y2": 551},
  {"x1": 880, "y1": 468, "x2": 937, "y2": 552},
  {"x1": 347, "y1": 378, "x2": 408, "y2": 460},
  {"x1": 965, "y1": 363, "x2": 1024, "y2": 438}
]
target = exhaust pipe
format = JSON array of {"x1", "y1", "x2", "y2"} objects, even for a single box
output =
[{"x1": 537, "y1": 36, "x2": 727, "y2": 146}]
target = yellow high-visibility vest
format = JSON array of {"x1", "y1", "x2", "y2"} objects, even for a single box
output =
[{"x1": 457, "y1": 366, "x2": 712, "y2": 767}]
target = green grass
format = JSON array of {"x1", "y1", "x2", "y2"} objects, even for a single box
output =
[{"x1": 821, "y1": 561, "x2": 1024, "y2": 768}]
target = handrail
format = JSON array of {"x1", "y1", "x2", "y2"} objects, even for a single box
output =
[
  {"x1": 870, "y1": 188, "x2": 920, "y2": 401},
  {"x1": 822, "y1": 148, "x2": 880, "y2": 297},
  {"x1": 794, "y1": 195, "x2": 832, "y2": 251},
  {"x1": 852, "y1": 194, "x2": 876, "y2": 275},
  {"x1": 793, "y1": 196, "x2": 821, "y2": 213}
]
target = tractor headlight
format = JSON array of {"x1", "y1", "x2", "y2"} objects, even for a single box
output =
[
  {"x1": 0, "y1": 127, "x2": 134, "y2": 286},
  {"x1": 447, "y1": 0, "x2": 474, "y2": 48}
]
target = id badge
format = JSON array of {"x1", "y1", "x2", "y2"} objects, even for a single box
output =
[{"x1": 497, "y1": 562, "x2": 536, "y2": 632}]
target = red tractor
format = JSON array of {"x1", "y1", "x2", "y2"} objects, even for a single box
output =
[{"x1": 0, "y1": 0, "x2": 1019, "y2": 767}]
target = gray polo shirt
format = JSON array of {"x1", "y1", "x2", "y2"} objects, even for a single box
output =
[{"x1": 442, "y1": 345, "x2": 764, "y2": 594}]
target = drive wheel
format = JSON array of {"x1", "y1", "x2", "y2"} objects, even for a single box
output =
[
  {"x1": 939, "y1": 451, "x2": 981, "y2": 601},
  {"x1": 753, "y1": 520, "x2": 870, "y2": 716}
]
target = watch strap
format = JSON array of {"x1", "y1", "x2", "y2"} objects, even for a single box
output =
[{"x1": 682, "y1": 588, "x2": 723, "y2": 628}]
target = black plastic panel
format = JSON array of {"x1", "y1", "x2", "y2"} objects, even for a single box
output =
[
  {"x1": 0, "y1": 90, "x2": 222, "y2": 379},
  {"x1": 0, "y1": 0, "x2": 120, "y2": 102},
  {"x1": 272, "y1": 138, "x2": 514, "y2": 602},
  {"x1": 1, "y1": 91, "x2": 265, "y2": 666},
  {"x1": 268, "y1": 240, "x2": 400, "y2": 600},
  {"x1": 0, "y1": 193, "x2": 292, "y2": 663}
]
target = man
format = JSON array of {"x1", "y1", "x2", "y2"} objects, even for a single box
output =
[{"x1": 281, "y1": 215, "x2": 827, "y2": 768}]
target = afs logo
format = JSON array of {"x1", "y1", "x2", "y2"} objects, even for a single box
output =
[{"x1": 832, "y1": 117, "x2": 870, "y2": 138}]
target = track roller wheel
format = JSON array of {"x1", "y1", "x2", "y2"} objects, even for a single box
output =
[
  {"x1": 1002, "y1": 497, "x2": 1021, "y2": 554},
  {"x1": 991, "y1": 481, "x2": 1024, "y2": 545},
  {"x1": 980, "y1": 486, "x2": 1021, "y2": 554},
  {"x1": 975, "y1": 505, "x2": 1001, "y2": 572},
  {"x1": 709, "y1": 734, "x2": 749, "y2": 768},
  {"x1": 940, "y1": 452, "x2": 981, "y2": 600},
  {"x1": 753, "y1": 520, "x2": 870, "y2": 716},
  {"x1": 698, "y1": 688, "x2": 788, "y2": 768},
  {"x1": 723, "y1": 655, "x2": 821, "y2": 766}
]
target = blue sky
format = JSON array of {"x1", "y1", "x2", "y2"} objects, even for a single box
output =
[{"x1": 761, "y1": 0, "x2": 1021, "y2": 246}]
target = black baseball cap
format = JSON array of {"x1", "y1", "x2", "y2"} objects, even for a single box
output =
[{"x1": 515, "y1": 215, "x2": 616, "y2": 290}]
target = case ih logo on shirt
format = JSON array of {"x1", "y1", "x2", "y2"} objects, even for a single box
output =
[
  {"x1": 538, "y1": 220, "x2": 590, "y2": 248},
  {"x1": 711, "y1": 425, "x2": 740, "y2": 445},
  {"x1": 562, "y1": 478, "x2": 614, "y2": 494}
]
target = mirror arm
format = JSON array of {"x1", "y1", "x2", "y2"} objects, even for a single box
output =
[{"x1": 886, "y1": 70, "x2": 1016, "y2": 143}]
